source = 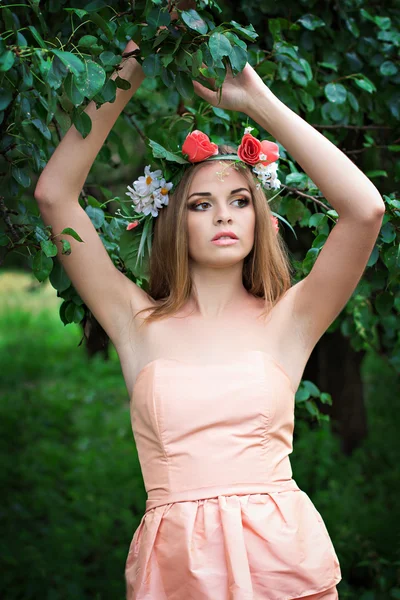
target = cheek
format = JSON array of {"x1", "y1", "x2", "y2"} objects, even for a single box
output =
[{"x1": 187, "y1": 215, "x2": 205, "y2": 249}]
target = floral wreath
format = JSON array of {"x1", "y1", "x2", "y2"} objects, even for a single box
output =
[{"x1": 117, "y1": 127, "x2": 282, "y2": 271}]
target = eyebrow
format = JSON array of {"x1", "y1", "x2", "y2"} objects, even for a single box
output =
[{"x1": 187, "y1": 187, "x2": 251, "y2": 200}]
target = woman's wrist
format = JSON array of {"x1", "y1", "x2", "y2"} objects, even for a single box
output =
[
  {"x1": 246, "y1": 88, "x2": 283, "y2": 135},
  {"x1": 111, "y1": 40, "x2": 145, "y2": 86}
]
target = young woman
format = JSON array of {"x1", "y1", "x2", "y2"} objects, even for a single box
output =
[{"x1": 34, "y1": 38, "x2": 385, "y2": 600}]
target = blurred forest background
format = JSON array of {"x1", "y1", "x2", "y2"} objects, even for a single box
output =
[{"x1": 0, "y1": 0, "x2": 399, "y2": 598}]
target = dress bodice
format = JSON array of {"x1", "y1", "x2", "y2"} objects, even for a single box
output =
[
  {"x1": 130, "y1": 350, "x2": 299, "y2": 512},
  {"x1": 126, "y1": 350, "x2": 342, "y2": 599}
]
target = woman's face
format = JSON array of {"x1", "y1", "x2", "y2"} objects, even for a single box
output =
[{"x1": 186, "y1": 162, "x2": 256, "y2": 267}]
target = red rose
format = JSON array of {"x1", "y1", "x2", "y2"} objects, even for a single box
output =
[
  {"x1": 126, "y1": 221, "x2": 139, "y2": 231},
  {"x1": 259, "y1": 140, "x2": 280, "y2": 166},
  {"x1": 237, "y1": 133, "x2": 262, "y2": 165},
  {"x1": 270, "y1": 215, "x2": 279, "y2": 233},
  {"x1": 182, "y1": 130, "x2": 219, "y2": 163}
]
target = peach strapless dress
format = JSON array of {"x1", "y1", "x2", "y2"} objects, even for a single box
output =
[{"x1": 125, "y1": 350, "x2": 342, "y2": 600}]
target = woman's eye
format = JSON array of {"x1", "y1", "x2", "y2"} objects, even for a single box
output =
[{"x1": 189, "y1": 197, "x2": 250, "y2": 211}]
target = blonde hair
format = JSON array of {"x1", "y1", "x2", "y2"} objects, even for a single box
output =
[{"x1": 134, "y1": 144, "x2": 294, "y2": 326}]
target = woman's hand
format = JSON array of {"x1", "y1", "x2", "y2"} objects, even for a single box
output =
[{"x1": 192, "y1": 62, "x2": 270, "y2": 114}]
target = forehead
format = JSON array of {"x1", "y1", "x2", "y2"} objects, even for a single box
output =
[{"x1": 188, "y1": 162, "x2": 250, "y2": 196}]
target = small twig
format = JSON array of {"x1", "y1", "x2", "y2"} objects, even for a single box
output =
[
  {"x1": 0, "y1": 195, "x2": 20, "y2": 243},
  {"x1": 52, "y1": 117, "x2": 62, "y2": 141},
  {"x1": 344, "y1": 144, "x2": 394, "y2": 156},
  {"x1": 282, "y1": 185, "x2": 330, "y2": 211},
  {"x1": 0, "y1": 142, "x2": 17, "y2": 155},
  {"x1": 311, "y1": 124, "x2": 392, "y2": 131},
  {"x1": 125, "y1": 113, "x2": 147, "y2": 142},
  {"x1": 80, "y1": 187, "x2": 89, "y2": 207}
]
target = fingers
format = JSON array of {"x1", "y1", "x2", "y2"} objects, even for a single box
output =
[{"x1": 192, "y1": 80, "x2": 217, "y2": 104}]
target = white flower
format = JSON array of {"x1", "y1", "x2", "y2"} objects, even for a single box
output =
[
  {"x1": 244, "y1": 126, "x2": 254, "y2": 135},
  {"x1": 125, "y1": 167, "x2": 174, "y2": 218},
  {"x1": 153, "y1": 179, "x2": 173, "y2": 208},
  {"x1": 259, "y1": 152, "x2": 267, "y2": 161},
  {"x1": 252, "y1": 162, "x2": 281, "y2": 190},
  {"x1": 132, "y1": 165, "x2": 163, "y2": 196}
]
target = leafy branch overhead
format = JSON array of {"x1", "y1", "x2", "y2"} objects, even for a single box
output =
[{"x1": 0, "y1": 0, "x2": 399, "y2": 390}]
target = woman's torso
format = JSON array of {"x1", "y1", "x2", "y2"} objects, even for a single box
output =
[{"x1": 115, "y1": 286, "x2": 310, "y2": 402}]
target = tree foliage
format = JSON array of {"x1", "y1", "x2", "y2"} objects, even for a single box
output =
[{"x1": 0, "y1": 0, "x2": 399, "y2": 404}]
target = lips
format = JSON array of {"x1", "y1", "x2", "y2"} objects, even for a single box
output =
[{"x1": 211, "y1": 231, "x2": 239, "y2": 241}]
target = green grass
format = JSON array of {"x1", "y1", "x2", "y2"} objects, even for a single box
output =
[
  {"x1": 1, "y1": 271, "x2": 399, "y2": 599},
  {"x1": 0, "y1": 271, "x2": 146, "y2": 599}
]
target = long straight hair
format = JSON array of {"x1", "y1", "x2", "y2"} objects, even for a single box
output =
[{"x1": 134, "y1": 145, "x2": 294, "y2": 326}]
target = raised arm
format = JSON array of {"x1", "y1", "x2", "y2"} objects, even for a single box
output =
[
  {"x1": 35, "y1": 40, "x2": 144, "y2": 201},
  {"x1": 34, "y1": 41, "x2": 151, "y2": 349},
  {"x1": 193, "y1": 63, "x2": 385, "y2": 354}
]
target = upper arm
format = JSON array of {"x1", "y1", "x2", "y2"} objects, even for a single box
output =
[
  {"x1": 36, "y1": 196, "x2": 152, "y2": 346},
  {"x1": 292, "y1": 210, "x2": 385, "y2": 354}
]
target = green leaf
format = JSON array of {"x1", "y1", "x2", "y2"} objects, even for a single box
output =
[
  {"x1": 12, "y1": 166, "x2": 31, "y2": 188},
  {"x1": 85, "y1": 206, "x2": 105, "y2": 229},
  {"x1": 40, "y1": 239, "x2": 58, "y2": 258},
  {"x1": 0, "y1": 88, "x2": 13, "y2": 111},
  {"x1": 230, "y1": 21, "x2": 258, "y2": 41},
  {"x1": 89, "y1": 12, "x2": 114, "y2": 41},
  {"x1": 161, "y1": 54, "x2": 174, "y2": 68},
  {"x1": 175, "y1": 71, "x2": 194, "y2": 99},
  {"x1": 64, "y1": 8, "x2": 88, "y2": 18},
  {"x1": 32, "y1": 251, "x2": 53, "y2": 282},
  {"x1": 60, "y1": 239, "x2": 71, "y2": 255},
  {"x1": 49, "y1": 261, "x2": 71, "y2": 293},
  {"x1": 224, "y1": 31, "x2": 247, "y2": 50},
  {"x1": 212, "y1": 106, "x2": 230, "y2": 121},
  {"x1": 209, "y1": 32, "x2": 232, "y2": 62},
  {"x1": 99, "y1": 51, "x2": 120, "y2": 67},
  {"x1": 78, "y1": 35, "x2": 98, "y2": 47},
  {"x1": 31, "y1": 118, "x2": 51, "y2": 140},
  {"x1": 353, "y1": 76, "x2": 377, "y2": 93},
  {"x1": 291, "y1": 70, "x2": 308, "y2": 87},
  {"x1": 0, "y1": 50, "x2": 15, "y2": 72},
  {"x1": 60, "y1": 227, "x2": 84, "y2": 242},
  {"x1": 181, "y1": 9, "x2": 208, "y2": 35},
  {"x1": 0, "y1": 232, "x2": 10, "y2": 247},
  {"x1": 65, "y1": 302, "x2": 85, "y2": 323},
  {"x1": 147, "y1": 7, "x2": 171, "y2": 29},
  {"x1": 50, "y1": 50, "x2": 85, "y2": 78},
  {"x1": 325, "y1": 82, "x2": 347, "y2": 104},
  {"x1": 114, "y1": 75, "x2": 132, "y2": 91},
  {"x1": 161, "y1": 67, "x2": 175, "y2": 88},
  {"x1": 84, "y1": 0, "x2": 107, "y2": 11},
  {"x1": 119, "y1": 223, "x2": 150, "y2": 279},
  {"x1": 142, "y1": 54, "x2": 162, "y2": 77},
  {"x1": 94, "y1": 78, "x2": 116, "y2": 104},
  {"x1": 228, "y1": 45, "x2": 247, "y2": 74},
  {"x1": 73, "y1": 111, "x2": 92, "y2": 139},
  {"x1": 73, "y1": 60, "x2": 106, "y2": 100},
  {"x1": 191, "y1": 49, "x2": 203, "y2": 77},
  {"x1": 380, "y1": 222, "x2": 396, "y2": 244},
  {"x1": 27, "y1": 25, "x2": 46, "y2": 49},
  {"x1": 65, "y1": 73, "x2": 85, "y2": 107},
  {"x1": 367, "y1": 245, "x2": 379, "y2": 267},
  {"x1": 149, "y1": 139, "x2": 189, "y2": 164},
  {"x1": 297, "y1": 14, "x2": 326, "y2": 30},
  {"x1": 380, "y1": 61, "x2": 398, "y2": 77},
  {"x1": 375, "y1": 291, "x2": 393, "y2": 316}
]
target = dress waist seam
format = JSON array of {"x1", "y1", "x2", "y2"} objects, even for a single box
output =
[{"x1": 145, "y1": 479, "x2": 301, "y2": 512}]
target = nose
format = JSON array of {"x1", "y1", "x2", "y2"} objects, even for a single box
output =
[{"x1": 215, "y1": 208, "x2": 233, "y2": 224}]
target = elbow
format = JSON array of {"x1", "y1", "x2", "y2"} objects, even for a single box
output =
[
  {"x1": 34, "y1": 181, "x2": 54, "y2": 204},
  {"x1": 363, "y1": 197, "x2": 386, "y2": 221},
  {"x1": 371, "y1": 199, "x2": 386, "y2": 219}
]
